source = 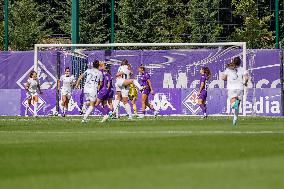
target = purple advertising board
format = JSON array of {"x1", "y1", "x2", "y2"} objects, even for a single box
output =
[{"x1": 0, "y1": 49, "x2": 283, "y2": 116}]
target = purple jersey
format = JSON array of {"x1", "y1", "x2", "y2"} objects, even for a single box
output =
[
  {"x1": 199, "y1": 74, "x2": 209, "y2": 91},
  {"x1": 198, "y1": 74, "x2": 208, "y2": 101},
  {"x1": 140, "y1": 72, "x2": 151, "y2": 95}
]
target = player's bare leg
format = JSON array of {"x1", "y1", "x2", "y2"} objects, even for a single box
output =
[{"x1": 33, "y1": 96, "x2": 39, "y2": 117}]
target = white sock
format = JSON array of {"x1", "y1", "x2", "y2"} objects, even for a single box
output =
[
  {"x1": 83, "y1": 106, "x2": 94, "y2": 120},
  {"x1": 34, "y1": 103, "x2": 38, "y2": 116},
  {"x1": 124, "y1": 103, "x2": 132, "y2": 117},
  {"x1": 133, "y1": 80, "x2": 143, "y2": 90},
  {"x1": 113, "y1": 100, "x2": 120, "y2": 112},
  {"x1": 25, "y1": 106, "x2": 29, "y2": 115},
  {"x1": 233, "y1": 109, "x2": 239, "y2": 121}
]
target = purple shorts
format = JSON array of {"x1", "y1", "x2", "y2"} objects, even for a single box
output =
[
  {"x1": 98, "y1": 89, "x2": 108, "y2": 101},
  {"x1": 142, "y1": 86, "x2": 151, "y2": 95},
  {"x1": 198, "y1": 90, "x2": 207, "y2": 101},
  {"x1": 107, "y1": 89, "x2": 114, "y2": 99}
]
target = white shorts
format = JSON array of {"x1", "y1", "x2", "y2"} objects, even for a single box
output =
[
  {"x1": 84, "y1": 89, "x2": 98, "y2": 102},
  {"x1": 116, "y1": 78, "x2": 125, "y2": 88},
  {"x1": 115, "y1": 82, "x2": 121, "y2": 92},
  {"x1": 121, "y1": 88, "x2": 129, "y2": 98},
  {"x1": 228, "y1": 89, "x2": 244, "y2": 100},
  {"x1": 26, "y1": 91, "x2": 38, "y2": 99},
  {"x1": 61, "y1": 90, "x2": 72, "y2": 99}
]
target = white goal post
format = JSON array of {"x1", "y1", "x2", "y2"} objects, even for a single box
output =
[{"x1": 34, "y1": 42, "x2": 248, "y2": 115}]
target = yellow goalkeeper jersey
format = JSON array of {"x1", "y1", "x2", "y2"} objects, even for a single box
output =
[{"x1": 129, "y1": 83, "x2": 138, "y2": 98}]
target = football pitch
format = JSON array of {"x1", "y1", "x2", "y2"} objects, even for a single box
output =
[{"x1": 0, "y1": 116, "x2": 284, "y2": 189}]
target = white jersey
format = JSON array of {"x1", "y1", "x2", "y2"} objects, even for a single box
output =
[
  {"x1": 118, "y1": 65, "x2": 131, "y2": 80},
  {"x1": 223, "y1": 67, "x2": 248, "y2": 90},
  {"x1": 27, "y1": 78, "x2": 39, "y2": 93},
  {"x1": 83, "y1": 68, "x2": 103, "y2": 93},
  {"x1": 60, "y1": 75, "x2": 76, "y2": 91}
]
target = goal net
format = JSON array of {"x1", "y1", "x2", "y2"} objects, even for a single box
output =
[{"x1": 33, "y1": 42, "x2": 254, "y2": 116}]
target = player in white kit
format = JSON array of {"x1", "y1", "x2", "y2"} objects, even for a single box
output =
[
  {"x1": 57, "y1": 67, "x2": 76, "y2": 117},
  {"x1": 76, "y1": 60, "x2": 103, "y2": 123},
  {"x1": 222, "y1": 57, "x2": 249, "y2": 126},
  {"x1": 25, "y1": 71, "x2": 42, "y2": 117},
  {"x1": 113, "y1": 59, "x2": 144, "y2": 119}
]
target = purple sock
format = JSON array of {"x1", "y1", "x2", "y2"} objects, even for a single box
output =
[
  {"x1": 95, "y1": 105, "x2": 105, "y2": 115},
  {"x1": 199, "y1": 104, "x2": 206, "y2": 115}
]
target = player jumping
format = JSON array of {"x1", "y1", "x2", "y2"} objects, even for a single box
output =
[
  {"x1": 112, "y1": 59, "x2": 144, "y2": 119},
  {"x1": 221, "y1": 57, "x2": 249, "y2": 126}
]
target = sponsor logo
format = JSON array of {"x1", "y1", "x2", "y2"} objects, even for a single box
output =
[
  {"x1": 182, "y1": 89, "x2": 200, "y2": 114},
  {"x1": 151, "y1": 93, "x2": 176, "y2": 111}
]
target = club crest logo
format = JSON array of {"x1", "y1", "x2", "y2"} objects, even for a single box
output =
[
  {"x1": 22, "y1": 96, "x2": 46, "y2": 114},
  {"x1": 16, "y1": 61, "x2": 57, "y2": 89},
  {"x1": 182, "y1": 89, "x2": 200, "y2": 114}
]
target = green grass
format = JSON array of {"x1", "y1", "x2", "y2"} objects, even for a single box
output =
[{"x1": 0, "y1": 116, "x2": 284, "y2": 189}]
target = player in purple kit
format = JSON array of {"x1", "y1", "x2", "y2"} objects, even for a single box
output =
[
  {"x1": 105, "y1": 64, "x2": 114, "y2": 112},
  {"x1": 138, "y1": 64, "x2": 158, "y2": 118},
  {"x1": 197, "y1": 66, "x2": 211, "y2": 118}
]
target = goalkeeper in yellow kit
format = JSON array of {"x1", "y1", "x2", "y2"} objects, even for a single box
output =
[{"x1": 128, "y1": 83, "x2": 138, "y2": 116}]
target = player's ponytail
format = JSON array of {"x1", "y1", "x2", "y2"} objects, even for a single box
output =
[{"x1": 204, "y1": 67, "x2": 211, "y2": 79}]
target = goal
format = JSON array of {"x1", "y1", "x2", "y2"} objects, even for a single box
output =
[{"x1": 33, "y1": 42, "x2": 251, "y2": 116}]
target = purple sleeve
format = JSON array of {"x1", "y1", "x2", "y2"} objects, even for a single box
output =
[
  {"x1": 200, "y1": 75, "x2": 206, "y2": 83},
  {"x1": 146, "y1": 73, "x2": 150, "y2": 80}
]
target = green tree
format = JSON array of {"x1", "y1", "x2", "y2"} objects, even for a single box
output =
[
  {"x1": 116, "y1": 0, "x2": 222, "y2": 43},
  {"x1": 0, "y1": 21, "x2": 4, "y2": 51},
  {"x1": 231, "y1": 0, "x2": 274, "y2": 48},
  {"x1": 45, "y1": 0, "x2": 110, "y2": 44},
  {"x1": 9, "y1": 0, "x2": 51, "y2": 50}
]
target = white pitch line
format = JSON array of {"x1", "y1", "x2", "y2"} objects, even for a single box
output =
[{"x1": 0, "y1": 130, "x2": 284, "y2": 135}]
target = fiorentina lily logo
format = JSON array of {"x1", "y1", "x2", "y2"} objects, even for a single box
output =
[
  {"x1": 182, "y1": 89, "x2": 201, "y2": 114},
  {"x1": 16, "y1": 61, "x2": 57, "y2": 89},
  {"x1": 22, "y1": 96, "x2": 46, "y2": 114}
]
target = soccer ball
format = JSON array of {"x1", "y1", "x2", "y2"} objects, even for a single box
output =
[{"x1": 53, "y1": 111, "x2": 59, "y2": 116}]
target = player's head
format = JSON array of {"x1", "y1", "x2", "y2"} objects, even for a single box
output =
[
  {"x1": 226, "y1": 57, "x2": 241, "y2": 69},
  {"x1": 93, "y1": 60, "x2": 100, "y2": 69},
  {"x1": 121, "y1": 59, "x2": 128, "y2": 66},
  {"x1": 138, "y1": 64, "x2": 145, "y2": 73},
  {"x1": 99, "y1": 61, "x2": 106, "y2": 70},
  {"x1": 29, "y1": 71, "x2": 37, "y2": 79},
  {"x1": 200, "y1": 66, "x2": 211, "y2": 79},
  {"x1": 65, "y1": 67, "x2": 70, "y2": 76},
  {"x1": 105, "y1": 64, "x2": 112, "y2": 74}
]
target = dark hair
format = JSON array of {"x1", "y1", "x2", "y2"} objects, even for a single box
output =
[
  {"x1": 202, "y1": 67, "x2": 211, "y2": 79},
  {"x1": 105, "y1": 64, "x2": 112, "y2": 74},
  {"x1": 226, "y1": 57, "x2": 241, "y2": 69},
  {"x1": 139, "y1": 64, "x2": 145, "y2": 71},
  {"x1": 29, "y1": 71, "x2": 36, "y2": 78},
  {"x1": 65, "y1": 67, "x2": 70, "y2": 71},
  {"x1": 93, "y1": 60, "x2": 100, "y2": 69},
  {"x1": 121, "y1": 59, "x2": 128, "y2": 66}
]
